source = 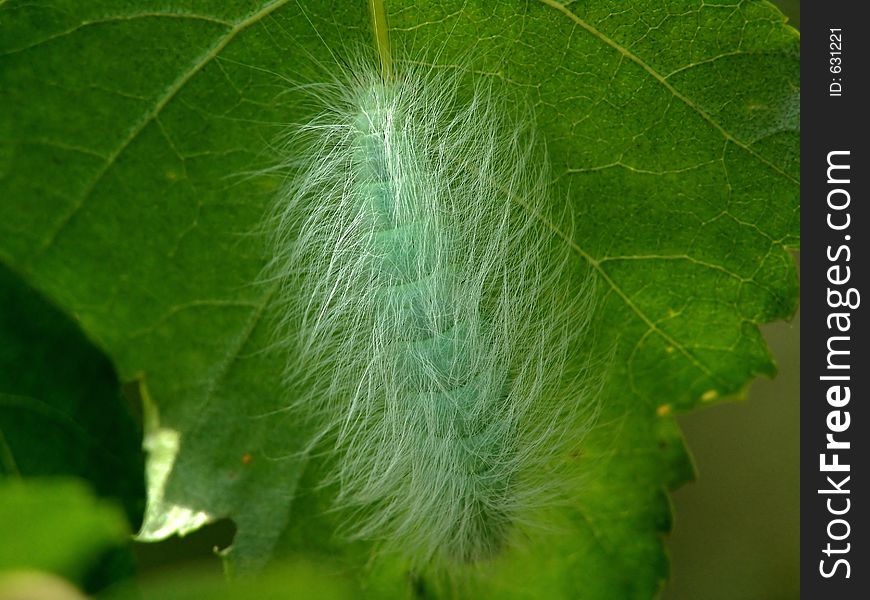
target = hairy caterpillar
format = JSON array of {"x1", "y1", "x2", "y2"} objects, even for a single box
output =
[{"x1": 265, "y1": 36, "x2": 599, "y2": 568}]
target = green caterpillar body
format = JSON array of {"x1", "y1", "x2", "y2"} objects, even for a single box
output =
[
  {"x1": 354, "y1": 85, "x2": 513, "y2": 561},
  {"x1": 269, "y1": 64, "x2": 596, "y2": 567}
]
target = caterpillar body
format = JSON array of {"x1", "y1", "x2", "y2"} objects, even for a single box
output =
[{"x1": 268, "y1": 56, "x2": 597, "y2": 567}]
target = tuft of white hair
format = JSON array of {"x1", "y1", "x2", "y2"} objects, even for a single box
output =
[{"x1": 265, "y1": 56, "x2": 599, "y2": 568}]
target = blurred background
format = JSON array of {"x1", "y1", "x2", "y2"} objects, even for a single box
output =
[{"x1": 664, "y1": 303, "x2": 799, "y2": 600}]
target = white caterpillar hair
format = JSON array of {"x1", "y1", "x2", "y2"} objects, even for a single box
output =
[{"x1": 264, "y1": 45, "x2": 599, "y2": 567}]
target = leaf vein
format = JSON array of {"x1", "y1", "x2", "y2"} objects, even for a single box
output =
[
  {"x1": 30, "y1": 0, "x2": 292, "y2": 263},
  {"x1": 536, "y1": 0, "x2": 798, "y2": 185},
  {"x1": 0, "y1": 12, "x2": 233, "y2": 57}
]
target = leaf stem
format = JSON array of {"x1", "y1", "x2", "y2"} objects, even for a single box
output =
[{"x1": 369, "y1": 0, "x2": 392, "y2": 80}]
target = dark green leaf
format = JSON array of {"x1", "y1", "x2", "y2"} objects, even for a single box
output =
[
  {"x1": 0, "y1": 478, "x2": 128, "y2": 584},
  {"x1": 0, "y1": 263, "x2": 145, "y2": 527}
]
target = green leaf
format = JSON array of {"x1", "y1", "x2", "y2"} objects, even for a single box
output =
[
  {"x1": 0, "y1": 265, "x2": 143, "y2": 592},
  {"x1": 105, "y1": 560, "x2": 361, "y2": 600},
  {"x1": 0, "y1": 478, "x2": 129, "y2": 583},
  {"x1": 0, "y1": 0, "x2": 798, "y2": 597},
  {"x1": 0, "y1": 263, "x2": 145, "y2": 526}
]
